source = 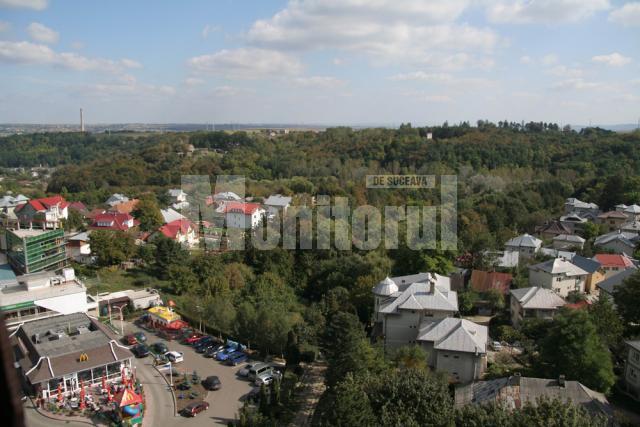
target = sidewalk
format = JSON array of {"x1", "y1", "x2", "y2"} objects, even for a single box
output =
[{"x1": 289, "y1": 362, "x2": 327, "y2": 427}]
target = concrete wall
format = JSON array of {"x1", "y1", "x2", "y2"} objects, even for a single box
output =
[{"x1": 383, "y1": 309, "x2": 455, "y2": 349}]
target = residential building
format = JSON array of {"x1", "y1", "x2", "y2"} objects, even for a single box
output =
[
  {"x1": 455, "y1": 375, "x2": 612, "y2": 419},
  {"x1": 223, "y1": 202, "x2": 265, "y2": 229},
  {"x1": 6, "y1": 228, "x2": 67, "y2": 275},
  {"x1": 372, "y1": 273, "x2": 458, "y2": 349},
  {"x1": 552, "y1": 234, "x2": 585, "y2": 250},
  {"x1": 108, "y1": 199, "x2": 139, "y2": 215},
  {"x1": 537, "y1": 221, "x2": 573, "y2": 240},
  {"x1": 504, "y1": 233, "x2": 542, "y2": 260},
  {"x1": 66, "y1": 232, "x2": 91, "y2": 263},
  {"x1": 510, "y1": 287, "x2": 565, "y2": 327},
  {"x1": 559, "y1": 212, "x2": 589, "y2": 231},
  {"x1": 0, "y1": 193, "x2": 29, "y2": 217},
  {"x1": 0, "y1": 264, "x2": 18, "y2": 288},
  {"x1": 416, "y1": 318, "x2": 487, "y2": 384},
  {"x1": 528, "y1": 258, "x2": 587, "y2": 297},
  {"x1": 615, "y1": 204, "x2": 629, "y2": 212},
  {"x1": 14, "y1": 195, "x2": 69, "y2": 229},
  {"x1": 564, "y1": 198, "x2": 599, "y2": 218},
  {"x1": 167, "y1": 188, "x2": 188, "y2": 209},
  {"x1": 621, "y1": 220, "x2": 640, "y2": 234},
  {"x1": 105, "y1": 193, "x2": 129, "y2": 207},
  {"x1": 484, "y1": 250, "x2": 519, "y2": 268},
  {"x1": 213, "y1": 191, "x2": 242, "y2": 203},
  {"x1": 571, "y1": 255, "x2": 604, "y2": 294},
  {"x1": 625, "y1": 204, "x2": 640, "y2": 221},
  {"x1": 89, "y1": 212, "x2": 139, "y2": 231},
  {"x1": 470, "y1": 270, "x2": 512, "y2": 295},
  {"x1": 263, "y1": 194, "x2": 292, "y2": 218},
  {"x1": 0, "y1": 268, "x2": 90, "y2": 329},
  {"x1": 597, "y1": 210, "x2": 629, "y2": 232},
  {"x1": 623, "y1": 341, "x2": 640, "y2": 399},
  {"x1": 597, "y1": 268, "x2": 637, "y2": 301},
  {"x1": 157, "y1": 219, "x2": 199, "y2": 247},
  {"x1": 539, "y1": 248, "x2": 576, "y2": 260},
  {"x1": 160, "y1": 207, "x2": 186, "y2": 224},
  {"x1": 13, "y1": 312, "x2": 132, "y2": 400},
  {"x1": 594, "y1": 230, "x2": 638, "y2": 256},
  {"x1": 593, "y1": 253, "x2": 636, "y2": 279}
]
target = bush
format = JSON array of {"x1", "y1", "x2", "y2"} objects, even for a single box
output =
[{"x1": 300, "y1": 349, "x2": 316, "y2": 363}]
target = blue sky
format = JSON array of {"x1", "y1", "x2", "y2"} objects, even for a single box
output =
[{"x1": 0, "y1": 0, "x2": 638, "y2": 125}]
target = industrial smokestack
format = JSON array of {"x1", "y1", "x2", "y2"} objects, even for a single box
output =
[{"x1": 80, "y1": 108, "x2": 84, "y2": 132}]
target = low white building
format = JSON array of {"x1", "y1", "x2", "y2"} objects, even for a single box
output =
[
  {"x1": 505, "y1": 233, "x2": 542, "y2": 260},
  {"x1": 264, "y1": 194, "x2": 292, "y2": 218},
  {"x1": 167, "y1": 188, "x2": 189, "y2": 210},
  {"x1": 564, "y1": 198, "x2": 599, "y2": 218},
  {"x1": 528, "y1": 257, "x2": 588, "y2": 297},
  {"x1": 510, "y1": 286, "x2": 565, "y2": 327},
  {"x1": 552, "y1": 234, "x2": 585, "y2": 250},
  {"x1": 105, "y1": 193, "x2": 129, "y2": 207},
  {"x1": 372, "y1": 273, "x2": 458, "y2": 349},
  {"x1": 223, "y1": 202, "x2": 265, "y2": 229},
  {"x1": 417, "y1": 317, "x2": 487, "y2": 384},
  {"x1": 66, "y1": 232, "x2": 91, "y2": 262},
  {"x1": 0, "y1": 268, "x2": 90, "y2": 329}
]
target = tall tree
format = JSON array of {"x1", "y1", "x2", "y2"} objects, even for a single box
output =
[
  {"x1": 613, "y1": 270, "x2": 640, "y2": 335},
  {"x1": 132, "y1": 195, "x2": 163, "y2": 232}
]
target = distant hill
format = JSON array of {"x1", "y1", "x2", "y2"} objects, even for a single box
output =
[{"x1": 572, "y1": 123, "x2": 639, "y2": 132}]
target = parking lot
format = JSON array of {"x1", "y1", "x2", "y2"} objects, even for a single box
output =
[{"x1": 123, "y1": 321, "x2": 255, "y2": 426}]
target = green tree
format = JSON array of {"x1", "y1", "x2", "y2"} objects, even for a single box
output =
[
  {"x1": 613, "y1": 270, "x2": 640, "y2": 335},
  {"x1": 588, "y1": 297, "x2": 624, "y2": 350},
  {"x1": 132, "y1": 195, "x2": 163, "y2": 232},
  {"x1": 391, "y1": 345, "x2": 429, "y2": 371},
  {"x1": 458, "y1": 290, "x2": 478, "y2": 315},
  {"x1": 539, "y1": 308, "x2": 615, "y2": 393},
  {"x1": 485, "y1": 289, "x2": 505, "y2": 311},
  {"x1": 154, "y1": 236, "x2": 189, "y2": 279},
  {"x1": 90, "y1": 230, "x2": 136, "y2": 266},
  {"x1": 63, "y1": 208, "x2": 85, "y2": 231}
]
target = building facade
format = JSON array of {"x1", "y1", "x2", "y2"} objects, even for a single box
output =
[
  {"x1": 6, "y1": 228, "x2": 67, "y2": 275},
  {"x1": 624, "y1": 341, "x2": 640, "y2": 399},
  {"x1": 510, "y1": 286, "x2": 565, "y2": 327}
]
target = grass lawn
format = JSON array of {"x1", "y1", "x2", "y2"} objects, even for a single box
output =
[{"x1": 80, "y1": 267, "x2": 171, "y2": 295}]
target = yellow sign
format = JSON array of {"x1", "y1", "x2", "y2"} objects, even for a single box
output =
[{"x1": 79, "y1": 352, "x2": 89, "y2": 362}]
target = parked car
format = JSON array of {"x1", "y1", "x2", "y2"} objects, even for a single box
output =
[
  {"x1": 492, "y1": 341, "x2": 503, "y2": 351},
  {"x1": 150, "y1": 342, "x2": 168, "y2": 355},
  {"x1": 183, "y1": 333, "x2": 204, "y2": 345},
  {"x1": 125, "y1": 334, "x2": 139, "y2": 346},
  {"x1": 134, "y1": 332, "x2": 147, "y2": 342},
  {"x1": 254, "y1": 371, "x2": 282, "y2": 386},
  {"x1": 131, "y1": 343, "x2": 150, "y2": 358},
  {"x1": 157, "y1": 329, "x2": 181, "y2": 341},
  {"x1": 201, "y1": 376, "x2": 222, "y2": 391},
  {"x1": 193, "y1": 336, "x2": 215, "y2": 352},
  {"x1": 165, "y1": 351, "x2": 184, "y2": 363},
  {"x1": 238, "y1": 362, "x2": 261, "y2": 377},
  {"x1": 215, "y1": 347, "x2": 238, "y2": 361},
  {"x1": 226, "y1": 352, "x2": 248, "y2": 366},
  {"x1": 248, "y1": 363, "x2": 273, "y2": 381},
  {"x1": 181, "y1": 401, "x2": 209, "y2": 417},
  {"x1": 204, "y1": 345, "x2": 224, "y2": 358}
]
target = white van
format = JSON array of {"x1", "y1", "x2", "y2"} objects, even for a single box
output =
[{"x1": 248, "y1": 363, "x2": 272, "y2": 381}]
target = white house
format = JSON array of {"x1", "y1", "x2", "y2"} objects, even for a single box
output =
[
  {"x1": 372, "y1": 273, "x2": 458, "y2": 349},
  {"x1": 552, "y1": 234, "x2": 585, "y2": 250},
  {"x1": 66, "y1": 232, "x2": 91, "y2": 263},
  {"x1": 0, "y1": 194, "x2": 29, "y2": 217},
  {"x1": 510, "y1": 286, "x2": 566, "y2": 327},
  {"x1": 157, "y1": 219, "x2": 199, "y2": 247},
  {"x1": 528, "y1": 257, "x2": 587, "y2": 297},
  {"x1": 624, "y1": 204, "x2": 640, "y2": 221},
  {"x1": 14, "y1": 196, "x2": 69, "y2": 229},
  {"x1": 160, "y1": 207, "x2": 186, "y2": 224},
  {"x1": 564, "y1": 198, "x2": 599, "y2": 218},
  {"x1": 416, "y1": 317, "x2": 487, "y2": 384},
  {"x1": 167, "y1": 189, "x2": 189, "y2": 210},
  {"x1": 623, "y1": 341, "x2": 640, "y2": 399},
  {"x1": 105, "y1": 193, "x2": 129, "y2": 207},
  {"x1": 263, "y1": 194, "x2": 292, "y2": 218},
  {"x1": 223, "y1": 202, "x2": 265, "y2": 229},
  {"x1": 504, "y1": 233, "x2": 542, "y2": 260}
]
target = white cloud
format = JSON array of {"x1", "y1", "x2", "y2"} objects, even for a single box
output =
[
  {"x1": 70, "y1": 41, "x2": 84, "y2": 50},
  {"x1": 211, "y1": 85, "x2": 253, "y2": 97},
  {"x1": 547, "y1": 65, "x2": 583, "y2": 78},
  {"x1": 332, "y1": 57, "x2": 344, "y2": 66},
  {"x1": 424, "y1": 94, "x2": 453, "y2": 103},
  {"x1": 0, "y1": 40, "x2": 142, "y2": 74},
  {"x1": 188, "y1": 48, "x2": 303, "y2": 78},
  {"x1": 293, "y1": 76, "x2": 346, "y2": 88},
  {"x1": 552, "y1": 78, "x2": 605, "y2": 90},
  {"x1": 73, "y1": 76, "x2": 176, "y2": 98},
  {"x1": 0, "y1": 0, "x2": 47, "y2": 10},
  {"x1": 27, "y1": 22, "x2": 59, "y2": 44},
  {"x1": 487, "y1": 0, "x2": 610, "y2": 24},
  {"x1": 541, "y1": 54, "x2": 558, "y2": 65},
  {"x1": 246, "y1": 0, "x2": 497, "y2": 62},
  {"x1": 184, "y1": 77, "x2": 204, "y2": 87},
  {"x1": 389, "y1": 71, "x2": 453, "y2": 82},
  {"x1": 120, "y1": 58, "x2": 142, "y2": 69},
  {"x1": 592, "y1": 52, "x2": 631, "y2": 67},
  {"x1": 201, "y1": 24, "x2": 220, "y2": 39},
  {"x1": 0, "y1": 20, "x2": 10, "y2": 32},
  {"x1": 608, "y1": 2, "x2": 640, "y2": 26},
  {"x1": 519, "y1": 55, "x2": 532, "y2": 64}
]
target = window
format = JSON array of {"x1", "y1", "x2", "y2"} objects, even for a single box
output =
[
  {"x1": 453, "y1": 355, "x2": 459, "y2": 359},
  {"x1": 633, "y1": 352, "x2": 640, "y2": 362},
  {"x1": 443, "y1": 354, "x2": 449, "y2": 358}
]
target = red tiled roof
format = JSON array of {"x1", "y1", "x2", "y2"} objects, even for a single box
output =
[
  {"x1": 89, "y1": 212, "x2": 139, "y2": 231},
  {"x1": 223, "y1": 201, "x2": 262, "y2": 215},
  {"x1": 598, "y1": 211, "x2": 628, "y2": 219},
  {"x1": 68, "y1": 201, "x2": 87, "y2": 211},
  {"x1": 470, "y1": 270, "x2": 513, "y2": 295},
  {"x1": 565, "y1": 300, "x2": 591, "y2": 310},
  {"x1": 594, "y1": 254, "x2": 634, "y2": 268},
  {"x1": 15, "y1": 195, "x2": 67, "y2": 213},
  {"x1": 158, "y1": 219, "x2": 193, "y2": 239}
]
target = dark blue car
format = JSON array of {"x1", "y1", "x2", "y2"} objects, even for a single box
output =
[{"x1": 226, "y1": 351, "x2": 248, "y2": 366}]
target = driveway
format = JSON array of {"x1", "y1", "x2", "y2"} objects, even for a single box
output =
[{"x1": 124, "y1": 321, "x2": 255, "y2": 426}]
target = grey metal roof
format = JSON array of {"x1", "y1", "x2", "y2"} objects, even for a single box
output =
[
  {"x1": 264, "y1": 194, "x2": 292, "y2": 207},
  {"x1": 597, "y1": 269, "x2": 637, "y2": 296},
  {"x1": 565, "y1": 198, "x2": 599, "y2": 210},
  {"x1": 505, "y1": 233, "x2": 542, "y2": 248},
  {"x1": 552, "y1": 234, "x2": 585, "y2": 243},
  {"x1": 594, "y1": 230, "x2": 638, "y2": 247},
  {"x1": 627, "y1": 340, "x2": 640, "y2": 352},
  {"x1": 417, "y1": 318, "x2": 487, "y2": 354},
  {"x1": 372, "y1": 276, "x2": 398, "y2": 296},
  {"x1": 160, "y1": 208, "x2": 186, "y2": 224},
  {"x1": 378, "y1": 273, "x2": 457, "y2": 314},
  {"x1": 529, "y1": 258, "x2": 588, "y2": 277},
  {"x1": 570, "y1": 255, "x2": 601, "y2": 274},
  {"x1": 539, "y1": 248, "x2": 576, "y2": 259},
  {"x1": 510, "y1": 287, "x2": 565, "y2": 309}
]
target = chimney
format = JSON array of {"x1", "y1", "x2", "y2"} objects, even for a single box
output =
[
  {"x1": 80, "y1": 108, "x2": 84, "y2": 132},
  {"x1": 558, "y1": 374, "x2": 565, "y2": 387}
]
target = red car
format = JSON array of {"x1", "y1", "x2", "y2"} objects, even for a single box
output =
[
  {"x1": 181, "y1": 401, "x2": 209, "y2": 417},
  {"x1": 183, "y1": 333, "x2": 204, "y2": 344}
]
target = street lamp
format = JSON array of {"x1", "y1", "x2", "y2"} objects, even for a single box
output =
[{"x1": 196, "y1": 305, "x2": 202, "y2": 333}]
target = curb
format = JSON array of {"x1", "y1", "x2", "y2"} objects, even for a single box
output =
[
  {"x1": 152, "y1": 364, "x2": 178, "y2": 416},
  {"x1": 27, "y1": 395, "x2": 98, "y2": 426}
]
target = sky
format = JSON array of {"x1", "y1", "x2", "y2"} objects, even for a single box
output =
[{"x1": 0, "y1": 0, "x2": 638, "y2": 125}]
